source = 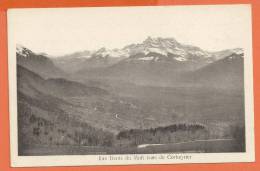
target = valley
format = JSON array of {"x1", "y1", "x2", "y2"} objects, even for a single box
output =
[{"x1": 16, "y1": 37, "x2": 246, "y2": 155}]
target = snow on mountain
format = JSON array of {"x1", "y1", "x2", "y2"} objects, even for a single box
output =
[
  {"x1": 124, "y1": 37, "x2": 180, "y2": 56},
  {"x1": 56, "y1": 37, "x2": 243, "y2": 65},
  {"x1": 231, "y1": 48, "x2": 244, "y2": 55},
  {"x1": 16, "y1": 44, "x2": 33, "y2": 57},
  {"x1": 167, "y1": 47, "x2": 186, "y2": 57},
  {"x1": 16, "y1": 44, "x2": 64, "y2": 78},
  {"x1": 57, "y1": 50, "x2": 92, "y2": 59},
  {"x1": 137, "y1": 56, "x2": 155, "y2": 61},
  {"x1": 187, "y1": 49, "x2": 211, "y2": 57},
  {"x1": 211, "y1": 48, "x2": 244, "y2": 61},
  {"x1": 174, "y1": 56, "x2": 187, "y2": 61},
  {"x1": 147, "y1": 47, "x2": 167, "y2": 56},
  {"x1": 226, "y1": 53, "x2": 244, "y2": 61},
  {"x1": 122, "y1": 37, "x2": 214, "y2": 62},
  {"x1": 16, "y1": 44, "x2": 54, "y2": 58},
  {"x1": 93, "y1": 47, "x2": 129, "y2": 58},
  {"x1": 19, "y1": 36, "x2": 244, "y2": 76}
]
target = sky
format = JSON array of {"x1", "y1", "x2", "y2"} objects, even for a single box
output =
[{"x1": 8, "y1": 4, "x2": 251, "y2": 56}]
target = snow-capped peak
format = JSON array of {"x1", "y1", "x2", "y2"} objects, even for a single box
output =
[
  {"x1": 231, "y1": 48, "x2": 244, "y2": 55},
  {"x1": 143, "y1": 36, "x2": 177, "y2": 45},
  {"x1": 123, "y1": 36, "x2": 213, "y2": 62},
  {"x1": 16, "y1": 44, "x2": 33, "y2": 57},
  {"x1": 142, "y1": 37, "x2": 178, "y2": 50},
  {"x1": 124, "y1": 37, "x2": 181, "y2": 57},
  {"x1": 42, "y1": 37, "x2": 244, "y2": 64},
  {"x1": 16, "y1": 44, "x2": 53, "y2": 58},
  {"x1": 16, "y1": 44, "x2": 26, "y2": 54},
  {"x1": 93, "y1": 47, "x2": 129, "y2": 58}
]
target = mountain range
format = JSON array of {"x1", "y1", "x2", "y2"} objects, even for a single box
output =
[
  {"x1": 52, "y1": 37, "x2": 243, "y2": 74},
  {"x1": 16, "y1": 37, "x2": 245, "y2": 153},
  {"x1": 16, "y1": 36, "x2": 244, "y2": 89},
  {"x1": 17, "y1": 45, "x2": 64, "y2": 78},
  {"x1": 17, "y1": 65, "x2": 108, "y2": 98}
]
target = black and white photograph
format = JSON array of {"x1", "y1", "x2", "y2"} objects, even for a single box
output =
[{"x1": 8, "y1": 4, "x2": 254, "y2": 167}]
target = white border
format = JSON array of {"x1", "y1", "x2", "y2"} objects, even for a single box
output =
[{"x1": 7, "y1": 4, "x2": 255, "y2": 167}]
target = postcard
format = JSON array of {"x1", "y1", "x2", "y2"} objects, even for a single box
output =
[{"x1": 7, "y1": 4, "x2": 255, "y2": 167}]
